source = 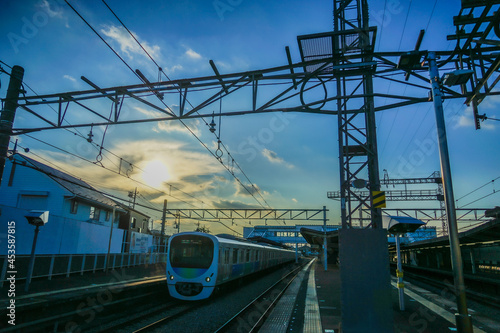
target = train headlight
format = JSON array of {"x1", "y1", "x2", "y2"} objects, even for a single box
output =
[
  {"x1": 169, "y1": 275, "x2": 175, "y2": 280},
  {"x1": 205, "y1": 277, "x2": 211, "y2": 283}
]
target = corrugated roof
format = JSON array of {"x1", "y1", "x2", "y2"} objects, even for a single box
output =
[{"x1": 14, "y1": 154, "x2": 122, "y2": 210}]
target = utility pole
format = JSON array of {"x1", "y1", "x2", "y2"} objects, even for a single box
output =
[
  {"x1": 323, "y1": 205, "x2": 327, "y2": 271},
  {"x1": 128, "y1": 187, "x2": 137, "y2": 209},
  {"x1": 0, "y1": 65, "x2": 24, "y2": 186},
  {"x1": 161, "y1": 199, "x2": 167, "y2": 236},
  {"x1": 427, "y1": 51, "x2": 473, "y2": 333}
]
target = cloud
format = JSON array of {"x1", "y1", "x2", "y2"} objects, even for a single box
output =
[
  {"x1": 234, "y1": 181, "x2": 261, "y2": 197},
  {"x1": 100, "y1": 25, "x2": 161, "y2": 61},
  {"x1": 262, "y1": 148, "x2": 295, "y2": 169},
  {"x1": 39, "y1": 0, "x2": 64, "y2": 18},
  {"x1": 292, "y1": 198, "x2": 298, "y2": 203},
  {"x1": 154, "y1": 119, "x2": 202, "y2": 136},
  {"x1": 133, "y1": 106, "x2": 162, "y2": 118},
  {"x1": 212, "y1": 200, "x2": 260, "y2": 209},
  {"x1": 453, "y1": 107, "x2": 495, "y2": 130},
  {"x1": 39, "y1": 139, "x2": 224, "y2": 202},
  {"x1": 185, "y1": 48, "x2": 202, "y2": 60},
  {"x1": 63, "y1": 75, "x2": 77, "y2": 83}
]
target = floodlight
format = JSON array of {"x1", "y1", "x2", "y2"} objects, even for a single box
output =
[
  {"x1": 25, "y1": 210, "x2": 49, "y2": 226},
  {"x1": 442, "y1": 69, "x2": 474, "y2": 86}
]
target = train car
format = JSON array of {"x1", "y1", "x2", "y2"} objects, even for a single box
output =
[{"x1": 166, "y1": 232, "x2": 296, "y2": 300}]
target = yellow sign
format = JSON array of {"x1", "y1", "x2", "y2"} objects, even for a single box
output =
[{"x1": 372, "y1": 191, "x2": 386, "y2": 208}]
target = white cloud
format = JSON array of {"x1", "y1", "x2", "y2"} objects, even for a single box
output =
[
  {"x1": 185, "y1": 48, "x2": 202, "y2": 60},
  {"x1": 63, "y1": 75, "x2": 77, "y2": 82},
  {"x1": 39, "y1": 0, "x2": 64, "y2": 18},
  {"x1": 100, "y1": 25, "x2": 161, "y2": 61},
  {"x1": 262, "y1": 148, "x2": 294, "y2": 169},
  {"x1": 292, "y1": 198, "x2": 298, "y2": 203},
  {"x1": 133, "y1": 106, "x2": 162, "y2": 118},
  {"x1": 154, "y1": 119, "x2": 202, "y2": 136},
  {"x1": 453, "y1": 107, "x2": 496, "y2": 130}
]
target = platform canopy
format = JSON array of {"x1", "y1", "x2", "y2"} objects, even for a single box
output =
[
  {"x1": 299, "y1": 227, "x2": 340, "y2": 252},
  {"x1": 383, "y1": 215, "x2": 426, "y2": 235}
]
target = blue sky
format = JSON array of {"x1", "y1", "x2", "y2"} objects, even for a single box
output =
[{"x1": 1, "y1": 0, "x2": 499, "y2": 235}]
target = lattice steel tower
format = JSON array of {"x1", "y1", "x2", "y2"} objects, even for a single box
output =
[{"x1": 333, "y1": 0, "x2": 381, "y2": 229}]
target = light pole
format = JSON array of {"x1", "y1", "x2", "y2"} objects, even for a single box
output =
[
  {"x1": 24, "y1": 211, "x2": 49, "y2": 292},
  {"x1": 106, "y1": 205, "x2": 118, "y2": 272},
  {"x1": 427, "y1": 51, "x2": 473, "y2": 333}
]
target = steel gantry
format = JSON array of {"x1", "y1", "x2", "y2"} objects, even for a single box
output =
[
  {"x1": 165, "y1": 208, "x2": 327, "y2": 222},
  {"x1": 5, "y1": 1, "x2": 498, "y2": 233},
  {"x1": 1, "y1": 3, "x2": 499, "y2": 228},
  {"x1": 2, "y1": 1, "x2": 499, "y2": 332}
]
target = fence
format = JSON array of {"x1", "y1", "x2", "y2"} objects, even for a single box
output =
[{"x1": 0, "y1": 251, "x2": 169, "y2": 287}]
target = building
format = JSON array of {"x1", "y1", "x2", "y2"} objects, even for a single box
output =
[
  {"x1": 116, "y1": 202, "x2": 152, "y2": 252},
  {"x1": 0, "y1": 154, "x2": 153, "y2": 254},
  {"x1": 243, "y1": 224, "x2": 341, "y2": 254}
]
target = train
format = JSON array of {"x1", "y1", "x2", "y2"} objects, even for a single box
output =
[{"x1": 166, "y1": 232, "x2": 296, "y2": 300}]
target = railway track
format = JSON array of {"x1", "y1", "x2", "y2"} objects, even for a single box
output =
[
  {"x1": 0, "y1": 279, "x2": 168, "y2": 333},
  {"x1": 213, "y1": 261, "x2": 306, "y2": 332},
  {"x1": 113, "y1": 261, "x2": 307, "y2": 332},
  {"x1": 394, "y1": 265, "x2": 500, "y2": 309}
]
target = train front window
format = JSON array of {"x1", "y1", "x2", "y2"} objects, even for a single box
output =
[{"x1": 170, "y1": 235, "x2": 214, "y2": 268}]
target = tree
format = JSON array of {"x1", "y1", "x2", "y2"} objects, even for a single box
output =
[{"x1": 195, "y1": 224, "x2": 211, "y2": 233}]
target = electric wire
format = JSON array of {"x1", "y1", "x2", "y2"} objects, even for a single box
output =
[
  {"x1": 10, "y1": 149, "x2": 243, "y2": 234},
  {"x1": 96, "y1": 0, "x2": 271, "y2": 209},
  {"x1": 16, "y1": 136, "x2": 200, "y2": 208},
  {"x1": 458, "y1": 190, "x2": 500, "y2": 208},
  {"x1": 64, "y1": 1, "x2": 265, "y2": 210},
  {"x1": 456, "y1": 176, "x2": 500, "y2": 202}
]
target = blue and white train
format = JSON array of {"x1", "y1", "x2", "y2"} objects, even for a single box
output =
[{"x1": 166, "y1": 232, "x2": 296, "y2": 300}]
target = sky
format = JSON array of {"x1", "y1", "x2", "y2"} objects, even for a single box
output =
[{"x1": 1, "y1": 0, "x2": 499, "y2": 236}]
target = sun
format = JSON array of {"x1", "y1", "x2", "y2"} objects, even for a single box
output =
[{"x1": 141, "y1": 160, "x2": 171, "y2": 188}]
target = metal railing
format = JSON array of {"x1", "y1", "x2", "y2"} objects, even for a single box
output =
[{"x1": 0, "y1": 252, "x2": 168, "y2": 287}]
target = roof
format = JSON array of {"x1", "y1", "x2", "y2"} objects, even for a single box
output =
[
  {"x1": 14, "y1": 154, "x2": 125, "y2": 211},
  {"x1": 114, "y1": 201, "x2": 150, "y2": 218},
  {"x1": 300, "y1": 227, "x2": 340, "y2": 250},
  {"x1": 400, "y1": 217, "x2": 500, "y2": 250},
  {"x1": 383, "y1": 215, "x2": 426, "y2": 234}
]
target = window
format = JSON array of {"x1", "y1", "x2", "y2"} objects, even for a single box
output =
[
  {"x1": 246, "y1": 249, "x2": 250, "y2": 262},
  {"x1": 18, "y1": 193, "x2": 48, "y2": 210},
  {"x1": 131, "y1": 217, "x2": 137, "y2": 228},
  {"x1": 233, "y1": 249, "x2": 238, "y2": 264},
  {"x1": 70, "y1": 200, "x2": 78, "y2": 214},
  {"x1": 169, "y1": 235, "x2": 214, "y2": 269}
]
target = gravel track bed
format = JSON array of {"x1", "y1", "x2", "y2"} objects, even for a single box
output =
[{"x1": 148, "y1": 263, "x2": 302, "y2": 333}]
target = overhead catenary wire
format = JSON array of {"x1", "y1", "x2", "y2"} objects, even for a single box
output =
[
  {"x1": 59, "y1": 1, "x2": 265, "y2": 211},
  {"x1": 14, "y1": 137, "x2": 201, "y2": 208},
  {"x1": 10, "y1": 151, "x2": 243, "y2": 234},
  {"x1": 89, "y1": 0, "x2": 271, "y2": 209}
]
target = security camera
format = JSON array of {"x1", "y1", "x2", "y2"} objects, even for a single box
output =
[{"x1": 25, "y1": 210, "x2": 49, "y2": 226}]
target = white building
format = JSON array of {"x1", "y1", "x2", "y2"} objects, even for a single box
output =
[{"x1": 0, "y1": 154, "x2": 128, "y2": 254}]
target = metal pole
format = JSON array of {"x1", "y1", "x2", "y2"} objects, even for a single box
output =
[
  {"x1": 428, "y1": 51, "x2": 473, "y2": 333},
  {"x1": 295, "y1": 231, "x2": 299, "y2": 264},
  {"x1": 395, "y1": 234, "x2": 405, "y2": 311},
  {"x1": 25, "y1": 225, "x2": 40, "y2": 292},
  {"x1": 0, "y1": 65, "x2": 24, "y2": 186},
  {"x1": 323, "y1": 206, "x2": 327, "y2": 271},
  {"x1": 161, "y1": 199, "x2": 167, "y2": 236},
  {"x1": 106, "y1": 206, "x2": 116, "y2": 272}
]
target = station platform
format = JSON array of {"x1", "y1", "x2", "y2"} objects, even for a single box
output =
[
  {"x1": 261, "y1": 259, "x2": 499, "y2": 333},
  {"x1": 2, "y1": 260, "x2": 500, "y2": 332},
  {"x1": 0, "y1": 264, "x2": 166, "y2": 309}
]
